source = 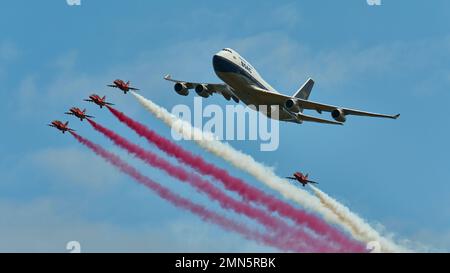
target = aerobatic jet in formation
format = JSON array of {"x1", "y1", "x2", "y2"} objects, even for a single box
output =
[
  {"x1": 65, "y1": 107, "x2": 94, "y2": 121},
  {"x1": 107, "y1": 79, "x2": 139, "y2": 94},
  {"x1": 84, "y1": 94, "x2": 114, "y2": 108},
  {"x1": 286, "y1": 171, "x2": 318, "y2": 187},
  {"x1": 48, "y1": 120, "x2": 75, "y2": 134}
]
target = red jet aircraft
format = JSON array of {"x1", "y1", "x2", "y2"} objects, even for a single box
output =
[
  {"x1": 84, "y1": 94, "x2": 114, "y2": 108},
  {"x1": 286, "y1": 171, "x2": 318, "y2": 187},
  {"x1": 48, "y1": 120, "x2": 75, "y2": 134},
  {"x1": 65, "y1": 107, "x2": 94, "y2": 121},
  {"x1": 107, "y1": 79, "x2": 139, "y2": 94}
]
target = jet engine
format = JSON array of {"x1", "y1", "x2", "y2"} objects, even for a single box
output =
[
  {"x1": 284, "y1": 99, "x2": 301, "y2": 113},
  {"x1": 174, "y1": 82, "x2": 189, "y2": 96},
  {"x1": 195, "y1": 84, "x2": 210, "y2": 98},
  {"x1": 331, "y1": 108, "x2": 346, "y2": 122}
]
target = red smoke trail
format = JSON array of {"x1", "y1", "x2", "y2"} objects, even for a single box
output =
[
  {"x1": 70, "y1": 131, "x2": 309, "y2": 252},
  {"x1": 107, "y1": 106, "x2": 364, "y2": 252},
  {"x1": 87, "y1": 119, "x2": 333, "y2": 252}
]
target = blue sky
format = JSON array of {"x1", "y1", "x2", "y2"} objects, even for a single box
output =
[{"x1": 1, "y1": 0, "x2": 449, "y2": 252}]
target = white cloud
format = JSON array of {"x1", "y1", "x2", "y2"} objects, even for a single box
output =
[
  {"x1": 15, "y1": 75, "x2": 39, "y2": 118},
  {"x1": 0, "y1": 198, "x2": 274, "y2": 252},
  {"x1": 29, "y1": 146, "x2": 123, "y2": 191},
  {"x1": 51, "y1": 50, "x2": 79, "y2": 71},
  {"x1": 219, "y1": 33, "x2": 450, "y2": 99},
  {"x1": 270, "y1": 3, "x2": 301, "y2": 29},
  {"x1": 0, "y1": 41, "x2": 19, "y2": 61},
  {"x1": 0, "y1": 41, "x2": 19, "y2": 81},
  {"x1": 404, "y1": 229, "x2": 450, "y2": 253}
]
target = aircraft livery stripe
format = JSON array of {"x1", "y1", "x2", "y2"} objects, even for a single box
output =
[{"x1": 213, "y1": 55, "x2": 268, "y2": 91}]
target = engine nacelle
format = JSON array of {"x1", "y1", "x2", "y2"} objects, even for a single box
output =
[
  {"x1": 174, "y1": 82, "x2": 189, "y2": 96},
  {"x1": 221, "y1": 93, "x2": 231, "y2": 101},
  {"x1": 284, "y1": 99, "x2": 301, "y2": 113},
  {"x1": 331, "y1": 109, "x2": 346, "y2": 122},
  {"x1": 195, "y1": 84, "x2": 210, "y2": 98}
]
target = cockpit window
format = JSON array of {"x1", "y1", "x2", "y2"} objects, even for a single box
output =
[{"x1": 222, "y1": 48, "x2": 232, "y2": 53}]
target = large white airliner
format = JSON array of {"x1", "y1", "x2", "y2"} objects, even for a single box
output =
[{"x1": 164, "y1": 48, "x2": 399, "y2": 125}]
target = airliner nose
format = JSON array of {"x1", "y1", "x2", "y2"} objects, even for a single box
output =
[
  {"x1": 212, "y1": 54, "x2": 229, "y2": 73},
  {"x1": 212, "y1": 54, "x2": 220, "y2": 68}
]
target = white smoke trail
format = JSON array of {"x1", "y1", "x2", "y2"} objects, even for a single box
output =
[
  {"x1": 131, "y1": 92, "x2": 406, "y2": 252},
  {"x1": 310, "y1": 185, "x2": 410, "y2": 252}
]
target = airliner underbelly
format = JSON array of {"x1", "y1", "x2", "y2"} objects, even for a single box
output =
[{"x1": 215, "y1": 71, "x2": 292, "y2": 121}]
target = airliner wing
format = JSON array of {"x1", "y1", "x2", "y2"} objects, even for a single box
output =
[
  {"x1": 252, "y1": 87, "x2": 400, "y2": 121},
  {"x1": 293, "y1": 99, "x2": 400, "y2": 119},
  {"x1": 164, "y1": 74, "x2": 221, "y2": 89},
  {"x1": 164, "y1": 74, "x2": 238, "y2": 102}
]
